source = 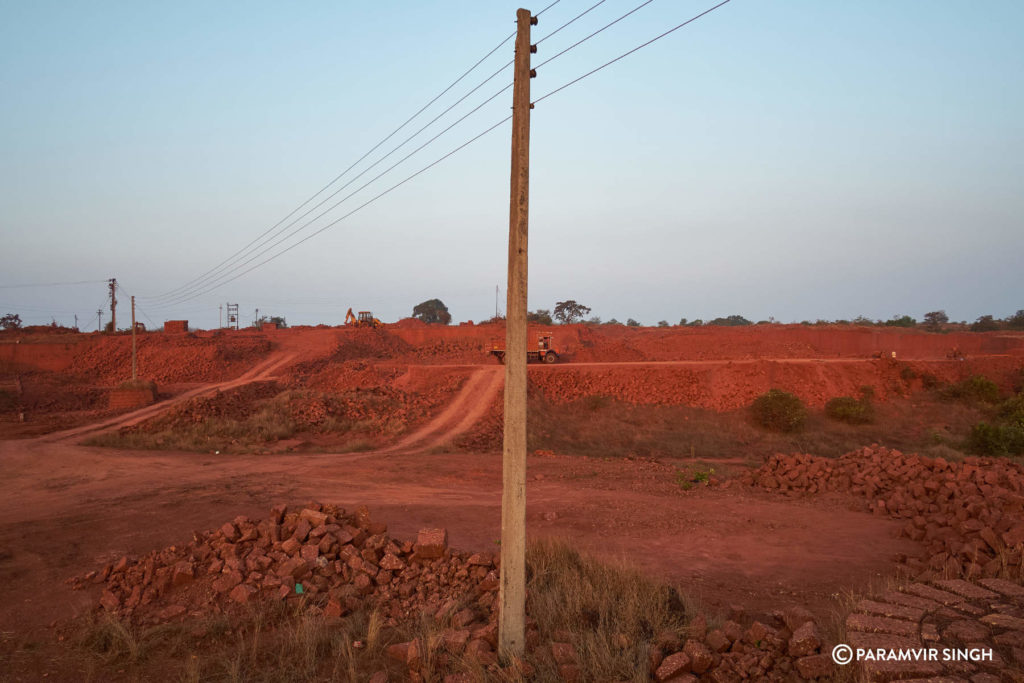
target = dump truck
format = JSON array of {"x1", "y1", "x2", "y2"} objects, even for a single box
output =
[
  {"x1": 490, "y1": 334, "x2": 560, "y2": 364},
  {"x1": 345, "y1": 308, "x2": 382, "y2": 328}
]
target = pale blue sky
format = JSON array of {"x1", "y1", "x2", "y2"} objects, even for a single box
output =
[{"x1": 2, "y1": 1, "x2": 1021, "y2": 328}]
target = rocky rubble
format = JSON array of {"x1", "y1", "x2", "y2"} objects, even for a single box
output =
[
  {"x1": 72, "y1": 504, "x2": 505, "y2": 633},
  {"x1": 71, "y1": 504, "x2": 843, "y2": 681},
  {"x1": 744, "y1": 446, "x2": 1024, "y2": 581}
]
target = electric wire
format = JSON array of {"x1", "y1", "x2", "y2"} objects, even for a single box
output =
[
  {"x1": 159, "y1": 116, "x2": 512, "y2": 306},
  {"x1": 536, "y1": 0, "x2": 562, "y2": 16},
  {"x1": 150, "y1": 2, "x2": 610, "y2": 307},
  {"x1": 536, "y1": 0, "x2": 609, "y2": 46},
  {"x1": 145, "y1": 28, "x2": 524, "y2": 302},
  {"x1": 152, "y1": 71, "x2": 518, "y2": 305},
  {"x1": 147, "y1": 0, "x2": 729, "y2": 309},
  {"x1": 534, "y1": 0, "x2": 733, "y2": 105},
  {"x1": 534, "y1": 0, "x2": 657, "y2": 71},
  {"x1": 151, "y1": 83, "x2": 515, "y2": 308}
]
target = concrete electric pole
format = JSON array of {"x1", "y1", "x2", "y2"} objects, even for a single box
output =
[
  {"x1": 108, "y1": 278, "x2": 117, "y2": 332},
  {"x1": 131, "y1": 296, "x2": 137, "y2": 381},
  {"x1": 499, "y1": 6, "x2": 535, "y2": 660}
]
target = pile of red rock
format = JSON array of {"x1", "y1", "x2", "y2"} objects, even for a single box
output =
[
  {"x1": 72, "y1": 504, "x2": 503, "y2": 635},
  {"x1": 745, "y1": 446, "x2": 1024, "y2": 580},
  {"x1": 647, "y1": 607, "x2": 832, "y2": 683}
]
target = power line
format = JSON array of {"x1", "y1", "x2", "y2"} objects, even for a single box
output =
[
  {"x1": 148, "y1": 4, "x2": 610, "y2": 308},
  {"x1": 143, "y1": 1, "x2": 611, "y2": 308},
  {"x1": 157, "y1": 116, "x2": 513, "y2": 307},
  {"x1": 534, "y1": 0, "x2": 658, "y2": 71},
  {"x1": 151, "y1": 82, "x2": 516, "y2": 309},
  {"x1": 534, "y1": 0, "x2": 733, "y2": 105},
  {"x1": 536, "y1": 0, "x2": 610, "y2": 46},
  {"x1": 536, "y1": 0, "x2": 562, "y2": 17},
  {"x1": 150, "y1": 72, "x2": 520, "y2": 305},
  {"x1": 145, "y1": 29, "x2": 524, "y2": 303}
]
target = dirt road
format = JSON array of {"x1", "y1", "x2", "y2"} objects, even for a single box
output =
[{"x1": 0, "y1": 385, "x2": 915, "y2": 641}]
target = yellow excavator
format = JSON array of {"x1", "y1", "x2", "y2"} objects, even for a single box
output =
[{"x1": 345, "y1": 308, "x2": 382, "y2": 328}]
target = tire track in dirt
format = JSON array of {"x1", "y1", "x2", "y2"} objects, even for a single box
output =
[
  {"x1": 42, "y1": 352, "x2": 297, "y2": 443},
  {"x1": 387, "y1": 367, "x2": 503, "y2": 453}
]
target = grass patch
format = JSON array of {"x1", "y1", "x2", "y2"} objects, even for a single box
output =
[{"x1": 524, "y1": 539, "x2": 689, "y2": 681}]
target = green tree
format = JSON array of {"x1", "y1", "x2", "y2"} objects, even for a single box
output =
[
  {"x1": 707, "y1": 315, "x2": 752, "y2": 326},
  {"x1": 553, "y1": 300, "x2": 592, "y2": 325},
  {"x1": 970, "y1": 315, "x2": 999, "y2": 332},
  {"x1": 923, "y1": 310, "x2": 948, "y2": 330},
  {"x1": 412, "y1": 299, "x2": 451, "y2": 325},
  {"x1": 626, "y1": 318, "x2": 640, "y2": 327},
  {"x1": 527, "y1": 309, "x2": 553, "y2": 325},
  {"x1": 657, "y1": 320, "x2": 669, "y2": 327},
  {"x1": 0, "y1": 313, "x2": 22, "y2": 330},
  {"x1": 884, "y1": 314, "x2": 916, "y2": 328},
  {"x1": 1005, "y1": 310, "x2": 1024, "y2": 330}
]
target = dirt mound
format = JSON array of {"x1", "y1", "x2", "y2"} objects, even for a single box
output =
[
  {"x1": 285, "y1": 358, "x2": 405, "y2": 393},
  {"x1": 332, "y1": 329, "x2": 412, "y2": 361},
  {"x1": 67, "y1": 334, "x2": 272, "y2": 384},
  {"x1": 743, "y1": 446, "x2": 1024, "y2": 582}
]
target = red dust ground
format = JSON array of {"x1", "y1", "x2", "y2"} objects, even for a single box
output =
[{"x1": 1, "y1": 323, "x2": 1023, "y2": 679}]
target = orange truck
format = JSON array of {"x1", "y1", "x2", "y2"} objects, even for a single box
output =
[{"x1": 489, "y1": 334, "x2": 560, "y2": 364}]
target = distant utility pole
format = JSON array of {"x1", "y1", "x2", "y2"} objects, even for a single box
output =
[
  {"x1": 74, "y1": 314, "x2": 78, "y2": 331},
  {"x1": 96, "y1": 309, "x2": 103, "y2": 332},
  {"x1": 219, "y1": 304, "x2": 223, "y2": 329},
  {"x1": 131, "y1": 296, "x2": 137, "y2": 381},
  {"x1": 108, "y1": 278, "x2": 117, "y2": 332},
  {"x1": 499, "y1": 6, "x2": 535, "y2": 661}
]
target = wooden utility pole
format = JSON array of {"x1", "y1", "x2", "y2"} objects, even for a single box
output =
[
  {"x1": 499, "y1": 6, "x2": 535, "y2": 660},
  {"x1": 131, "y1": 296, "x2": 137, "y2": 381}
]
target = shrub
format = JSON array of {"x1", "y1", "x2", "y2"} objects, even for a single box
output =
[
  {"x1": 941, "y1": 375, "x2": 1001, "y2": 404},
  {"x1": 966, "y1": 422, "x2": 1024, "y2": 457},
  {"x1": 920, "y1": 373, "x2": 940, "y2": 390},
  {"x1": 751, "y1": 389, "x2": 806, "y2": 432},
  {"x1": 999, "y1": 394, "x2": 1024, "y2": 428},
  {"x1": 899, "y1": 365, "x2": 917, "y2": 382},
  {"x1": 825, "y1": 396, "x2": 874, "y2": 424}
]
